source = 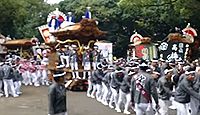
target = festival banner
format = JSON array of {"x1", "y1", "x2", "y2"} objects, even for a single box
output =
[
  {"x1": 159, "y1": 42, "x2": 188, "y2": 61},
  {"x1": 135, "y1": 44, "x2": 157, "y2": 60}
]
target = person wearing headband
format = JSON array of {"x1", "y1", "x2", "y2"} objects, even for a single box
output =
[{"x1": 48, "y1": 65, "x2": 67, "y2": 115}]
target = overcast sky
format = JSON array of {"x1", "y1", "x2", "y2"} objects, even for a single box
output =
[{"x1": 45, "y1": 0, "x2": 64, "y2": 4}]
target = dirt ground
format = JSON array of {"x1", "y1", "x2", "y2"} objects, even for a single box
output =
[{"x1": 0, "y1": 86, "x2": 176, "y2": 115}]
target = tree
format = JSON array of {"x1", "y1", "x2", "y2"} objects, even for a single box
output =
[
  {"x1": 118, "y1": 0, "x2": 200, "y2": 41},
  {"x1": 0, "y1": 0, "x2": 54, "y2": 39}
]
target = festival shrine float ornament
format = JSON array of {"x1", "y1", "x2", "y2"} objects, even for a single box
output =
[
  {"x1": 128, "y1": 32, "x2": 158, "y2": 60},
  {"x1": 167, "y1": 23, "x2": 197, "y2": 44},
  {"x1": 38, "y1": 8, "x2": 66, "y2": 43},
  {"x1": 39, "y1": 7, "x2": 106, "y2": 47},
  {"x1": 2, "y1": 37, "x2": 37, "y2": 58},
  {"x1": 50, "y1": 7, "x2": 106, "y2": 49},
  {"x1": 47, "y1": 8, "x2": 66, "y2": 32},
  {"x1": 40, "y1": 7, "x2": 106, "y2": 91},
  {"x1": 49, "y1": 7, "x2": 106, "y2": 71},
  {"x1": 159, "y1": 23, "x2": 197, "y2": 61},
  {"x1": 0, "y1": 34, "x2": 7, "y2": 54}
]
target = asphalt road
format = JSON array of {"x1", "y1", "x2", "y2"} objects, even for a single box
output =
[{"x1": 0, "y1": 86, "x2": 176, "y2": 115}]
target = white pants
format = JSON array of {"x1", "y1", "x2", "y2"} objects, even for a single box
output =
[
  {"x1": 116, "y1": 89, "x2": 131, "y2": 112},
  {"x1": 87, "y1": 79, "x2": 92, "y2": 96},
  {"x1": 101, "y1": 83, "x2": 109, "y2": 103},
  {"x1": 83, "y1": 62, "x2": 91, "y2": 79},
  {"x1": 109, "y1": 87, "x2": 118, "y2": 107},
  {"x1": 3, "y1": 79, "x2": 16, "y2": 97},
  {"x1": 22, "y1": 71, "x2": 32, "y2": 85},
  {"x1": 31, "y1": 72, "x2": 39, "y2": 86},
  {"x1": 60, "y1": 55, "x2": 70, "y2": 67},
  {"x1": 92, "y1": 62, "x2": 97, "y2": 70},
  {"x1": 14, "y1": 81, "x2": 22, "y2": 94},
  {"x1": 190, "y1": 96, "x2": 200, "y2": 115},
  {"x1": 37, "y1": 70, "x2": 42, "y2": 81},
  {"x1": 42, "y1": 69, "x2": 49, "y2": 85},
  {"x1": 159, "y1": 99, "x2": 171, "y2": 115},
  {"x1": 90, "y1": 83, "x2": 97, "y2": 98},
  {"x1": 176, "y1": 101, "x2": 190, "y2": 115},
  {"x1": 95, "y1": 84, "x2": 102, "y2": 100},
  {"x1": 70, "y1": 62, "x2": 79, "y2": 78},
  {"x1": 135, "y1": 103, "x2": 154, "y2": 115}
]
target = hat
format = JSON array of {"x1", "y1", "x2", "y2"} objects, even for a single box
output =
[
  {"x1": 108, "y1": 65, "x2": 114, "y2": 70},
  {"x1": 169, "y1": 61, "x2": 176, "y2": 66},
  {"x1": 102, "y1": 63, "x2": 108, "y2": 68},
  {"x1": 183, "y1": 65, "x2": 190, "y2": 71},
  {"x1": 176, "y1": 58, "x2": 182, "y2": 62},
  {"x1": 5, "y1": 61, "x2": 10, "y2": 65},
  {"x1": 71, "y1": 44, "x2": 77, "y2": 48},
  {"x1": 139, "y1": 62, "x2": 148, "y2": 67},
  {"x1": 132, "y1": 57, "x2": 139, "y2": 60},
  {"x1": 115, "y1": 67, "x2": 124, "y2": 73},
  {"x1": 7, "y1": 58, "x2": 12, "y2": 61},
  {"x1": 125, "y1": 63, "x2": 132, "y2": 67},
  {"x1": 93, "y1": 45, "x2": 98, "y2": 49},
  {"x1": 151, "y1": 58, "x2": 158, "y2": 63},
  {"x1": 146, "y1": 68, "x2": 152, "y2": 73},
  {"x1": 185, "y1": 71, "x2": 195, "y2": 75},
  {"x1": 128, "y1": 71, "x2": 136, "y2": 76},
  {"x1": 11, "y1": 64, "x2": 17, "y2": 68},
  {"x1": 178, "y1": 61, "x2": 185, "y2": 65},
  {"x1": 153, "y1": 71, "x2": 160, "y2": 75},
  {"x1": 159, "y1": 58, "x2": 165, "y2": 62},
  {"x1": 30, "y1": 60, "x2": 35, "y2": 63},
  {"x1": 56, "y1": 64, "x2": 65, "y2": 69},
  {"x1": 84, "y1": 46, "x2": 90, "y2": 49},
  {"x1": 185, "y1": 68, "x2": 196, "y2": 75},
  {"x1": 0, "y1": 62, "x2": 4, "y2": 66},
  {"x1": 97, "y1": 63, "x2": 103, "y2": 69},
  {"x1": 130, "y1": 62, "x2": 139, "y2": 69},
  {"x1": 164, "y1": 69, "x2": 173, "y2": 75},
  {"x1": 64, "y1": 45, "x2": 69, "y2": 48},
  {"x1": 53, "y1": 71, "x2": 66, "y2": 78},
  {"x1": 165, "y1": 60, "x2": 171, "y2": 63}
]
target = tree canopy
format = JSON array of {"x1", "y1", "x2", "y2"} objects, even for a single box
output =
[
  {"x1": 0, "y1": 0, "x2": 199, "y2": 57},
  {"x1": 0, "y1": 0, "x2": 54, "y2": 39}
]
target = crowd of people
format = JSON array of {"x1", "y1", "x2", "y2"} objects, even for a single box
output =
[
  {"x1": 0, "y1": 43, "x2": 101, "y2": 98},
  {"x1": 86, "y1": 57, "x2": 200, "y2": 115},
  {"x1": 1, "y1": 44, "x2": 200, "y2": 115},
  {"x1": 0, "y1": 53, "x2": 49, "y2": 98}
]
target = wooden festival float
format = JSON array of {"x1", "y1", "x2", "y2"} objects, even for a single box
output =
[
  {"x1": 127, "y1": 32, "x2": 158, "y2": 61},
  {"x1": 0, "y1": 34, "x2": 8, "y2": 59},
  {"x1": 1, "y1": 37, "x2": 38, "y2": 59},
  {"x1": 158, "y1": 23, "x2": 198, "y2": 61},
  {"x1": 40, "y1": 8, "x2": 106, "y2": 91}
]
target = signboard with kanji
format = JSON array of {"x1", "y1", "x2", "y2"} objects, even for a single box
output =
[{"x1": 158, "y1": 42, "x2": 188, "y2": 61}]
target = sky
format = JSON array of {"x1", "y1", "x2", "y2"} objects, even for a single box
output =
[{"x1": 45, "y1": 0, "x2": 64, "y2": 4}]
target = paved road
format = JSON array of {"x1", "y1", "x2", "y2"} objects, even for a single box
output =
[{"x1": 0, "y1": 86, "x2": 176, "y2": 115}]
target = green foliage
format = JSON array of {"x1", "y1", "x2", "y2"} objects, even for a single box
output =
[{"x1": 0, "y1": 0, "x2": 54, "y2": 40}]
